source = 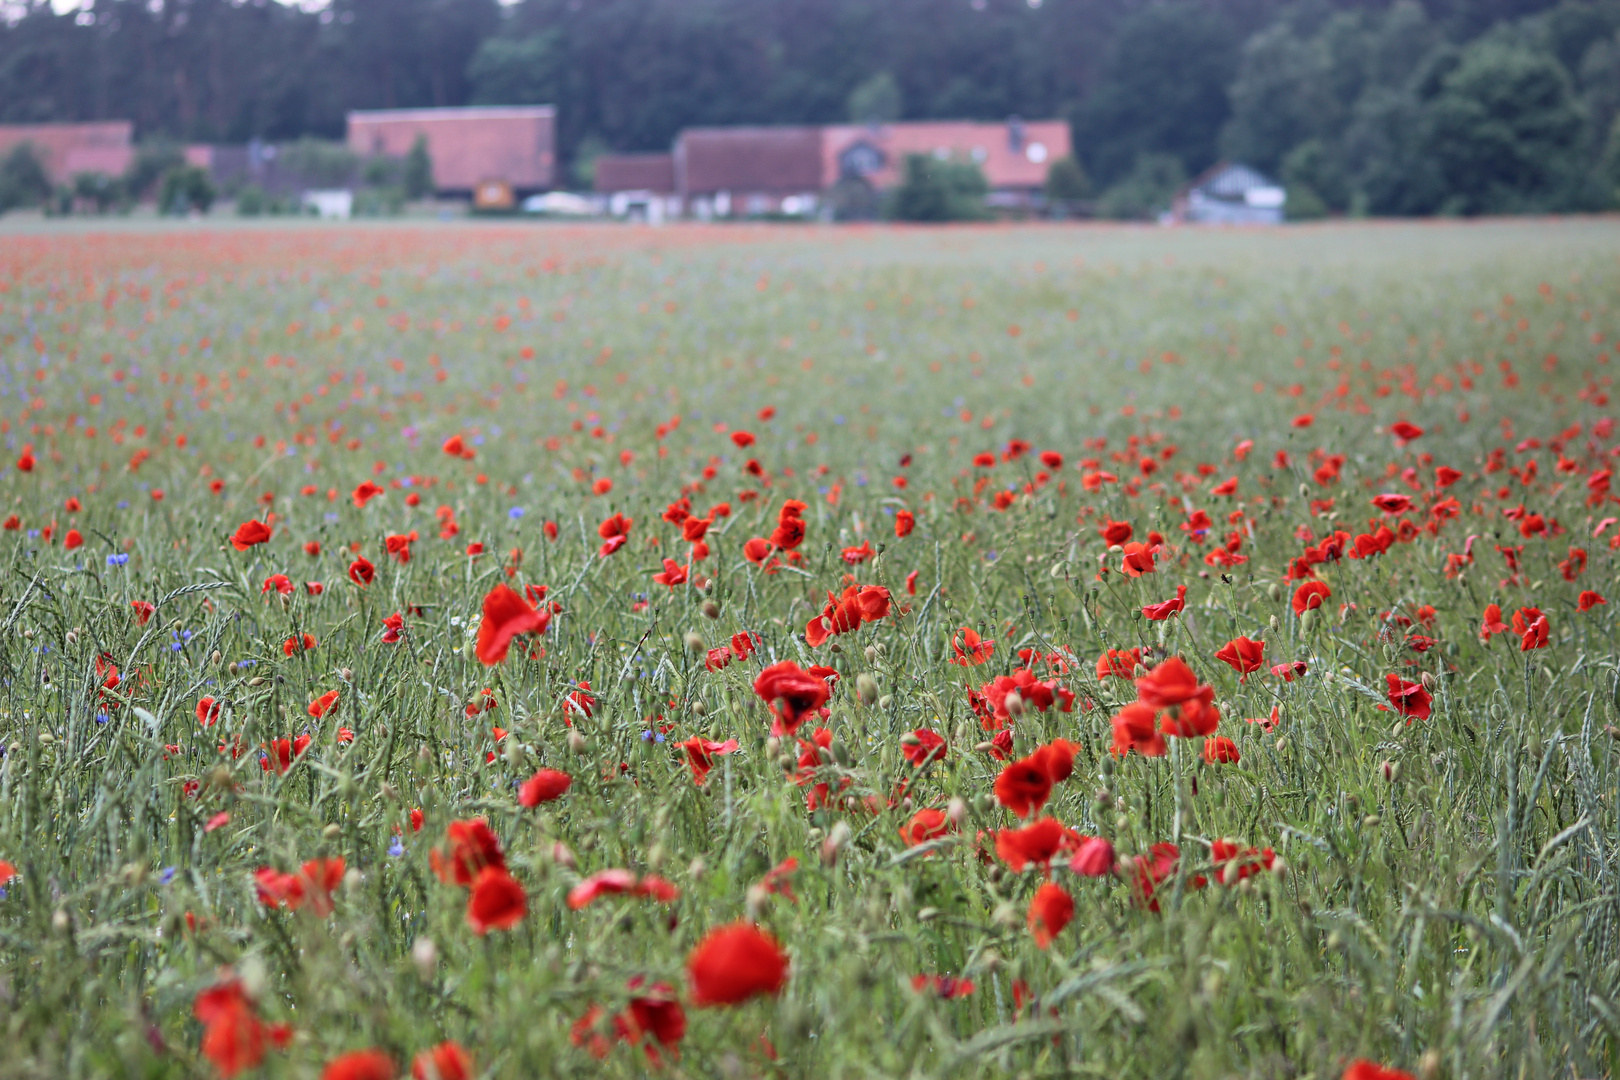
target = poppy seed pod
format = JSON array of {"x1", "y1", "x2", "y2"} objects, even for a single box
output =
[{"x1": 411, "y1": 936, "x2": 438, "y2": 980}]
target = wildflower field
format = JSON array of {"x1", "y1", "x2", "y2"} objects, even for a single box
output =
[{"x1": 2, "y1": 217, "x2": 1619, "y2": 1080}]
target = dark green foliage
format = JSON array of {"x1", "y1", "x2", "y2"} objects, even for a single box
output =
[
  {"x1": 1044, "y1": 155, "x2": 1091, "y2": 203},
  {"x1": 1071, "y1": 3, "x2": 1240, "y2": 187},
  {"x1": 0, "y1": 142, "x2": 51, "y2": 211},
  {"x1": 1095, "y1": 153, "x2": 1186, "y2": 220},
  {"x1": 158, "y1": 165, "x2": 215, "y2": 215},
  {"x1": 888, "y1": 154, "x2": 989, "y2": 221},
  {"x1": 404, "y1": 134, "x2": 434, "y2": 200}
]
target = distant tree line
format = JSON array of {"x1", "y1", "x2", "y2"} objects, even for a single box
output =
[{"x1": 2, "y1": 0, "x2": 1617, "y2": 216}]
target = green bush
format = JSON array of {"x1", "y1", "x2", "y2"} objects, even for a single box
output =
[
  {"x1": 0, "y1": 142, "x2": 52, "y2": 212},
  {"x1": 888, "y1": 154, "x2": 989, "y2": 222},
  {"x1": 159, "y1": 165, "x2": 215, "y2": 215},
  {"x1": 1095, "y1": 152, "x2": 1186, "y2": 220}
]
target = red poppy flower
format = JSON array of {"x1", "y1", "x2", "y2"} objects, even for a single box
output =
[
  {"x1": 1371, "y1": 493, "x2": 1413, "y2": 514},
  {"x1": 621, "y1": 978, "x2": 687, "y2": 1063},
  {"x1": 321, "y1": 1048, "x2": 396, "y2": 1080},
  {"x1": 1390, "y1": 421, "x2": 1424, "y2": 441},
  {"x1": 1342, "y1": 1062, "x2": 1416, "y2": 1080},
  {"x1": 351, "y1": 482, "x2": 384, "y2": 508},
  {"x1": 994, "y1": 756, "x2": 1054, "y2": 818},
  {"x1": 652, "y1": 558, "x2": 689, "y2": 589},
  {"x1": 308, "y1": 690, "x2": 339, "y2": 718},
  {"x1": 381, "y1": 612, "x2": 405, "y2": 643},
  {"x1": 1069, "y1": 835, "x2": 1116, "y2": 877},
  {"x1": 1578, "y1": 590, "x2": 1607, "y2": 612},
  {"x1": 730, "y1": 430, "x2": 755, "y2": 447},
  {"x1": 895, "y1": 508, "x2": 915, "y2": 537},
  {"x1": 430, "y1": 818, "x2": 506, "y2": 886},
  {"x1": 1481, "y1": 602, "x2": 1509, "y2": 639},
  {"x1": 949, "y1": 627, "x2": 994, "y2": 666},
  {"x1": 1111, "y1": 701, "x2": 1166, "y2": 757},
  {"x1": 1270, "y1": 660, "x2": 1307, "y2": 681},
  {"x1": 475, "y1": 583, "x2": 550, "y2": 665},
  {"x1": 1385, "y1": 674, "x2": 1432, "y2": 720},
  {"x1": 680, "y1": 736, "x2": 739, "y2": 785},
  {"x1": 1511, "y1": 606, "x2": 1549, "y2": 650},
  {"x1": 1119, "y1": 542, "x2": 1156, "y2": 576},
  {"x1": 441, "y1": 434, "x2": 474, "y2": 460},
  {"x1": 910, "y1": 974, "x2": 975, "y2": 998},
  {"x1": 1203, "y1": 736, "x2": 1240, "y2": 764},
  {"x1": 1142, "y1": 585, "x2": 1187, "y2": 621},
  {"x1": 131, "y1": 599, "x2": 155, "y2": 624},
  {"x1": 1292, "y1": 580, "x2": 1331, "y2": 615},
  {"x1": 1135, "y1": 657, "x2": 1206, "y2": 708},
  {"x1": 466, "y1": 866, "x2": 526, "y2": 934},
  {"x1": 518, "y1": 768, "x2": 572, "y2": 807},
  {"x1": 348, "y1": 557, "x2": 375, "y2": 585},
  {"x1": 15, "y1": 451, "x2": 33, "y2": 472},
  {"x1": 411, "y1": 1042, "x2": 472, "y2": 1080},
  {"x1": 194, "y1": 978, "x2": 284, "y2": 1078},
  {"x1": 753, "y1": 661, "x2": 831, "y2": 736},
  {"x1": 901, "y1": 728, "x2": 947, "y2": 767},
  {"x1": 282, "y1": 633, "x2": 316, "y2": 656},
  {"x1": 687, "y1": 922, "x2": 788, "y2": 1006},
  {"x1": 63, "y1": 528, "x2": 83, "y2": 550},
  {"x1": 1096, "y1": 647, "x2": 1141, "y2": 680},
  {"x1": 900, "y1": 808, "x2": 954, "y2": 846},
  {"x1": 1210, "y1": 839, "x2": 1276, "y2": 884},
  {"x1": 994, "y1": 817, "x2": 1077, "y2": 872},
  {"x1": 232, "y1": 520, "x2": 272, "y2": 550},
  {"x1": 196, "y1": 696, "x2": 223, "y2": 727},
  {"x1": 1214, "y1": 635, "x2": 1265, "y2": 681},
  {"x1": 567, "y1": 868, "x2": 678, "y2": 909},
  {"x1": 1027, "y1": 883, "x2": 1073, "y2": 948}
]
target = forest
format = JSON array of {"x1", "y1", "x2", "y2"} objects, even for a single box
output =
[{"x1": 2, "y1": 0, "x2": 1620, "y2": 214}]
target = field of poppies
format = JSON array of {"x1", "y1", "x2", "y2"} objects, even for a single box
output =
[{"x1": 1, "y1": 216, "x2": 1618, "y2": 1080}]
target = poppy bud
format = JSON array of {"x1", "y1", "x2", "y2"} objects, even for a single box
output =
[
  {"x1": 121, "y1": 861, "x2": 146, "y2": 887},
  {"x1": 1299, "y1": 608, "x2": 1317, "y2": 632},
  {"x1": 1390, "y1": 721, "x2": 1405, "y2": 740},
  {"x1": 240, "y1": 955, "x2": 268, "y2": 1000},
  {"x1": 248, "y1": 676, "x2": 266, "y2": 687},
  {"x1": 683, "y1": 631, "x2": 705, "y2": 653},
  {"x1": 688, "y1": 856, "x2": 705, "y2": 880},
  {"x1": 1270, "y1": 856, "x2": 1288, "y2": 879},
  {"x1": 828, "y1": 641, "x2": 842, "y2": 654},
  {"x1": 339, "y1": 667, "x2": 353, "y2": 681},
  {"x1": 701, "y1": 599, "x2": 720, "y2": 619},
  {"x1": 64, "y1": 630, "x2": 77, "y2": 647},
  {"x1": 1268, "y1": 615, "x2": 1279, "y2": 632},
  {"x1": 821, "y1": 821, "x2": 851, "y2": 867},
  {"x1": 1420, "y1": 671, "x2": 1435, "y2": 691},
  {"x1": 1095, "y1": 787, "x2": 1113, "y2": 809},
  {"x1": 691, "y1": 699, "x2": 707, "y2": 717},
  {"x1": 917, "y1": 906, "x2": 940, "y2": 922},
  {"x1": 765, "y1": 736, "x2": 781, "y2": 758},
  {"x1": 1363, "y1": 814, "x2": 1380, "y2": 827},
  {"x1": 210, "y1": 649, "x2": 222, "y2": 668},
  {"x1": 321, "y1": 823, "x2": 341, "y2": 840},
  {"x1": 1115, "y1": 813, "x2": 1131, "y2": 832},
  {"x1": 992, "y1": 902, "x2": 1019, "y2": 928},
  {"x1": 1275, "y1": 737, "x2": 1288, "y2": 752},
  {"x1": 878, "y1": 695, "x2": 894, "y2": 712},
  {"x1": 503, "y1": 738, "x2": 524, "y2": 767},
  {"x1": 567, "y1": 730, "x2": 588, "y2": 755},
  {"x1": 745, "y1": 883, "x2": 770, "y2": 919},
  {"x1": 830, "y1": 739, "x2": 851, "y2": 766},
  {"x1": 208, "y1": 766, "x2": 233, "y2": 791},
  {"x1": 856, "y1": 672, "x2": 879, "y2": 705},
  {"x1": 39, "y1": 731, "x2": 55, "y2": 746},
  {"x1": 1419, "y1": 1049, "x2": 1441, "y2": 1080},
  {"x1": 946, "y1": 797, "x2": 967, "y2": 825},
  {"x1": 551, "y1": 841, "x2": 576, "y2": 868},
  {"x1": 411, "y1": 936, "x2": 438, "y2": 980},
  {"x1": 864, "y1": 644, "x2": 878, "y2": 663}
]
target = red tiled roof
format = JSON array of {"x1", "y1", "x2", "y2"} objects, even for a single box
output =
[
  {"x1": 594, "y1": 153, "x2": 675, "y2": 194},
  {"x1": 675, "y1": 127, "x2": 823, "y2": 196},
  {"x1": 346, "y1": 107, "x2": 555, "y2": 192},
  {"x1": 821, "y1": 120, "x2": 1071, "y2": 190},
  {"x1": 0, "y1": 122, "x2": 133, "y2": 184}
]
